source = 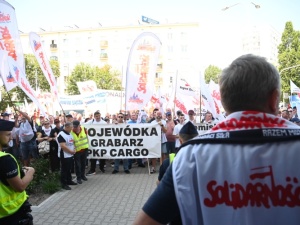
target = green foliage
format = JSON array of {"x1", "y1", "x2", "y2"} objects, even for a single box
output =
[
  {"x1": 204, "y1": 65, "x2": 222, "y2": 84},
  {"x1": 0, "y1": 54, "x2": 60, "y2": 111},
  {"x1": 278, "y1": 21, "x2": 300, "y2": 101},
  {"x1": 65, "y1": 63, "x2": 122, "y2": 95},
  {"x1": 25, "y1": 158, "x2": 61, "y2": 194}
]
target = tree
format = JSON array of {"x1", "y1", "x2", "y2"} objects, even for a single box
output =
[
  {"x1": 0, "y1": 54, "x2": 60, "y2": 111},
  {"x1": 204, "y1": 65, "x2": 222, "y2": 84},
  {"x1": 278, "y1": 21, "x2": 300, "y2": 100},
  {"x1": 66, "y1": 63, "x2": 122, "y2": 95}
]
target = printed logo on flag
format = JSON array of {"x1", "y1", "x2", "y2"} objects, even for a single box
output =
[
  {"x1": 0, "y1": 11, "x2": 11, "y2": 23},
  {"x1": 6, "y1": 72, "x2": 14, "y2": 82},
  {"x1": 33, "y1": 40, "x2": 41, "y2": 51},
  {"x1": 129, "y1": 93, "x2": 144, "y2": 104}
]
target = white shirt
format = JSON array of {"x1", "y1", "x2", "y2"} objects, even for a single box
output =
[
  {"x1": 151, "y1": 119, "x2": 167, "y2": 143},
  {"x1": 85, "y1": 119, "x2": 107, "y2": 124},
  {"x1": 173, "y1": 123, "x2": 184, "y2": 147}
]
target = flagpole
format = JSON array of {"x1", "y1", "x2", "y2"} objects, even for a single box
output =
[
  {"x1": 199, "y1": 72, "x2": 202, "y2": 121},
  {"x1": 173, "y1": 70, "x2": 178, "y2": 112}
]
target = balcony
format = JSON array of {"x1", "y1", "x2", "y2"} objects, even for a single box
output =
[
  {"x1": 156, "y1": 63, "x2": 163, "y2": 72},
  {"x1": 100, "y1": 53, "x2": 108, "y2": 61},
  {"x1": 100, "y1": 40, "x2": 108, "y2": 48}
]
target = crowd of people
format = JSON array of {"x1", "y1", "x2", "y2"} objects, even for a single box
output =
[{"x1": 1, "y1": 54, "x2": 300, "y2": 224}]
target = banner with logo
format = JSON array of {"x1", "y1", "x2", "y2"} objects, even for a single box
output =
[
  {"x1": 0, "y1": 50, "x2": 17, "y2": 91},
  {"x1": 125, "y1": 32, "x2": 161, "y2": 110},
  {"x1": 76, "y1": 80, "x2": 97, "y2": 95},
  {"x1": 0, "y1": 0, "x2": 25, "y2": 91},
  {"x1": 177, "y1": 78, "x2": 196, "y2": 96},
  {"x1": 290, "y1": 80, "x2": 300, "y2": 94},
  {"x1": 29, "y1": 32, "x2": 59, "y2": 98},
  {"x1": 84, "y1": 123, "x2": 161, "y2": 159},
  {"x1": 7, "y1": 56, "x2": 47, "y2": 115}
]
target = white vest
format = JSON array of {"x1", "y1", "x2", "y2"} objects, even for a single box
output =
[
  {"x1": 173, "y1": 134, "x2": 300, "y2": 225},
  {"x1": 57, "y1": 131, "x2": 75, "y2": 158}
]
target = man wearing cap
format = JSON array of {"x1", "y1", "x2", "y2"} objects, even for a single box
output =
[
  {"x1": 134, "y1": 55, "x2": 300, "y2": 224},
  {"x1": 0, "y1": 119, "x2": 35, "y2": 224},
  {"x1": 71, "y1": 120, "x2": 89, "y2": 184},
  {"x1": 157, "y1": 121, "x2": 198, "y2": 184}
]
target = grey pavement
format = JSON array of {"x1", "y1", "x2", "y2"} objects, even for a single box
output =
[{"x1": 31, "y1": 162, "x2": 157, "y2": 225}]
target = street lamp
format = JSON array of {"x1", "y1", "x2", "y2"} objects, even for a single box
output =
[{"x1": 222, "y1": 2, "x2": 261, "y2": 11}]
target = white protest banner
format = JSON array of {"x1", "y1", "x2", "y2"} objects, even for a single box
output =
[
  {"x1": 84, "y1": 123, "x2": 161, "y2": 159},
  {"x1": 29, "y1": 32, "x2": 59, "y2": 98},
  {"x1": 195, "y1": 123, "x2": 218, "y2": 135},
  {"x1": 0, "y1": 0, "x2": 25, "y2": 91},
  {"x1": 125, "y1": 32, "x2": 161, "y2": 110}
]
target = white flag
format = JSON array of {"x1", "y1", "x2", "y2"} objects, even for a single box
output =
[
  {"x1": 29, "y1": 32, "x2": 59, "y2": 98},
  {"x1": 176, "y1": 78, "x2": 196, "y2": 96},
  {"x1": 76, "y1": 80, "x2": 97, "y2": 95},
  {"x1": 0, "y1": 0, "x2": 25, "y2": 91},
  {"x1": 290, "y1": 80, "x2": 300, "y2": 94},
  {"x1": 125, "y1": 32, "x2": 161, "y2": 110},
  {"x1": 7, "y1": 56, "x2": 47, "y2": 116},
  {"x1": 0, "y1": 50, "x2": 17, "y2": 91}
]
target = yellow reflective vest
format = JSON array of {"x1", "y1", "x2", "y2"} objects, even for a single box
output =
[
  {"x1": 71, "y1": 126, "x2": 89, "y2": 152},
  {"x1": 0, "y1": 152, "x2": 27, "y2": 219}
]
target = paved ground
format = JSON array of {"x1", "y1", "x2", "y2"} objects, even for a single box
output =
[{"x1": 31, "y1": 162, "x2": 157, "y2": 225}]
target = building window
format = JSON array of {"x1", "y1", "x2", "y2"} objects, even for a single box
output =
[
  {"x1": 167, "y1": 33, "x2": 173, "y2": 40},
  {"x1": 88, "y1": 49, "x2": 93, "y2": 57},
  {"x1": 76, "y1": 50, "x2": 80, "y2": 57},
  {"x1": 168, "y1": 46, "x2": 173, "y2": 53}
]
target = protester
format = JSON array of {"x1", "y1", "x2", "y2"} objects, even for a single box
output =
[
  {"x1": 133, "y1": 54, "x2": 300, "y2": 225},
  {"x1": 150, "y1": 111, "x2": 167, "y2": 173},
  {"x1": 112, "y1": 113, "x2": 130, "y2": 174},
  {"x1": 157, "y1": 121, "x2": 198, "y2": 185},
  {"x1": 71, "y1": 120, "x2": 89, "y2": 184},
  {"x1": 49, "y1": 118, "x2": 61, "y2": 172},
  {"x1": 16, "y1": 109, "x2": 38, "y2": 167},
  {"x1": 173, "y1": 113, "x2": 186, "y2": 153},
  {"x1": 85, "y1": 111, "x2": 107, "y2": 175},
  {"x1": 57, "y1": 122, "x2": 76, "y2": 190},
  {"x1": 0, "y1": 119, "x2": 35, "y2": 225}
]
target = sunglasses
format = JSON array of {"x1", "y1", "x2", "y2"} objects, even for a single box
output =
[
  {"x1": 118, "y1": 116, "x2": 123, "y2": 118},
  {"x1": 44, "y1": 123, "x2": 50, "y2": 125}
]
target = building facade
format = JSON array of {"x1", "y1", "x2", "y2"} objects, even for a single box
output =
[{"x1": 20, "y1": 23, "x2": 201, "y2": 95}]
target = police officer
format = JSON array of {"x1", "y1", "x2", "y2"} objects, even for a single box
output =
[{"x1": 0, "y1": 119, "x2": 35, "y2": 225}]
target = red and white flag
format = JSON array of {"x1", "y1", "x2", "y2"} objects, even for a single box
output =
[
  {"x1": 7, "y1": 56, "x2": 47, "y2": 116},
  {"x1": 0, "y1": 0, "x2": 25, "y2": 91},
  {"x1": 0, "y1": 50, "x2": 17, "y2": 91},
  {"x1": 125, "y1": 32, "x2": 161, "y2": 110},
  {"x1": 177, "y1": 78, "x2": 196, "y2": 96},
  {"x1": 29, "y1": 32, "x2": 59, "y2": 98},
  {"x1": 209, "y1": 80, "x2": 223, "y2": 112},
  {"x1": 77, "y1": 80, "x2": 97, "y2": 95}
]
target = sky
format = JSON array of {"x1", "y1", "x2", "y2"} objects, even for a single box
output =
[
  {"x1": 6, "y1": 0, "x2": 300, "y2": 33},
  {"x1": 4, "y1": 0, "x2": 300, "y2": 69}
]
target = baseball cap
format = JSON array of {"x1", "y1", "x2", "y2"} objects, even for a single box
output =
[
  {"x1": 0, "y1": 119, "x2": 15, "y2": 131},
  {"x1": 73, "y1": 120, "x2": 80, "y2": 127},
  {"x1": 54, "y1": 119, "x2": 60, "y2": 123},
  {"x1": 179, "y1": 121, "x2": 198, "y2": 135},
  {"x1": 1, "y1": 112, "x2": 10, "y2": 117},
  {"x1": 66, "y1": 114, "x2": 73, "y2": 118},
  {"x1": 188, "y1": 110, "x2": 195, "y2": 115},
  {"x1": 166, "y1": 112, "x2": 171, "y2": 116}
]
